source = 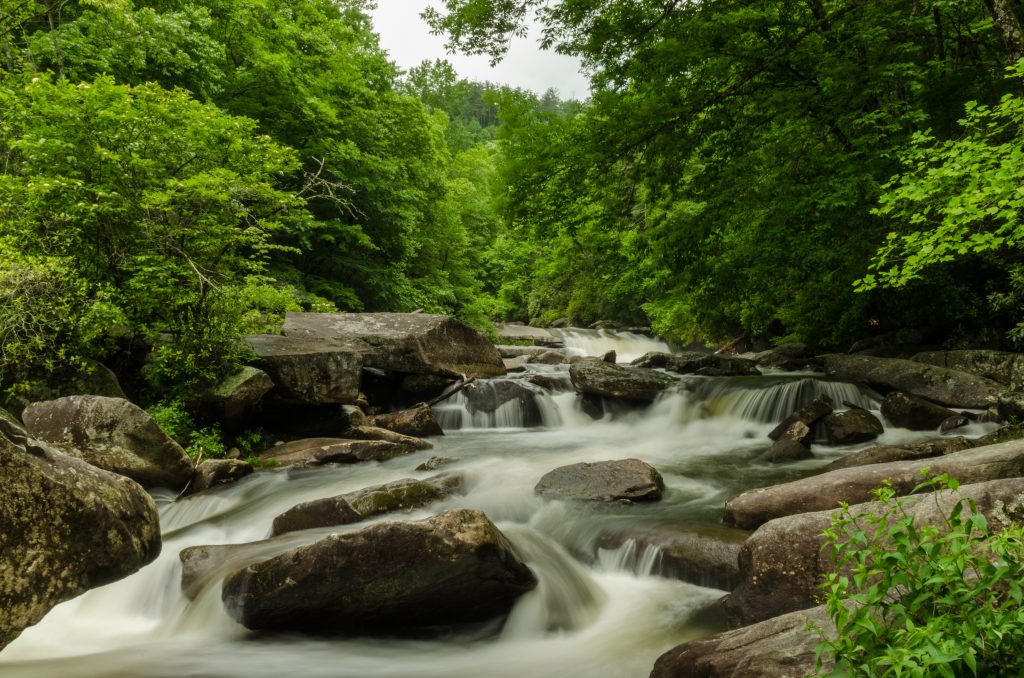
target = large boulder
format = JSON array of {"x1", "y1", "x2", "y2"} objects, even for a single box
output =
[
  {"x1": 822, "y1": 354, "x2": 1001, "y2": 408},
  {"x1": 1, "y1": 431, "x2": 161, "y2": 649},
  {"x1": 822, "y1": 409, "x2": 884, "y2": 445},
  {"x1": 245, "y1": 334, "x2": 362, "y2": 405},
  {"x1": 271, "y1": 474, "x2": 466, "y2": 536},
  {"x1": 912, "y1": 349, "x2": 1024, "y2": 390},
  {"x1": 347, "y1": 425, "x2": 434, "y2": 450},
  {"x1": 22, "y1": 395, "x2": 193, "y2": 489},
  {"x1": 880, "y1": 391, "x2": 957, "y2": 430},
  {"x1": 535, "y1": 459, "x2": 665, "y2": 502},
  {"x1": 459, "y1": 379, "x2": 546, "y2": 426},
  {"x1": 767, "y1": 394, "x2": 833, "y2": 444},
  {"x1": 631, "y1": 351, "x2": 759, "y2": 377},
  {"x1": 204, "y1": 366, "x2": 274, "y2": 430},
  {"x1": 756, "y1": 438, "x2": 812, "y2": 464},
  {"x1": 283, "y1": 312, "x2": 506, "y2": 379},
  {"x1": 650, "y1": 606, "x2": 834, "y2": 678},
  {"x1": 724, "y1": 439, "x2": 1024, "y2": 530},
  {"x1": 369, "y1": 404, "x2": 445, "y2": 437},
  {"x1": 823, "y1": 436, "x2": 972, "y2": 472},
  {"x1": 222, "y1": 509, "x2": 536, "y2": 633},
  {"x1": 725, "y1": 478, "x2": 1024, "y2": 626},
  {"x1": 186, "y1": 459, "x2": 254, "y2": 496},
  {"x1": 569, "y1": 361, "x2": 678, "y2": 402},
  {"x1": 752, "y1": 343, "x2": 823, "y2": 372},
  {"x1": 260, "y1": 438, "x2": 419, "y2": 467},
  {"x1": 495, "y1": 324, "x2": 561, "y2": 347}
]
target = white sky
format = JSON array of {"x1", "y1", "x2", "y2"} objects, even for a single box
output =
[{"x1": 369, "y1": 0, "x2": 591, "y2": 99}]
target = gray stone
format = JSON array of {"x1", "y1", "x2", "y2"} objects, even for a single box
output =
[
  {"x1": 0, "y1": 432, "x2": 161, "y2": 649},
  {"x1": 753, "y1": 343, "x2": 823, "y2": 372},
  {"x1": 569, "y1": 361, "x2": 678, "y2": 402},
  {"x1": 823, "y1": 354, "x2": 1001, "y2": 408},
  {"x1": 206, "y1": 367, "x2": 274, "y2": 428},
  {"x1": 724, "y1": 439, "x2": 1024, "y2": 530},
  {"x1": 368, "y1": 404, "x2": 445, "y2": 438},
  {"x1": 416, "y1": 455, "x2": 455, "y2": 471},
  {"x1": 23, "y1": 395, "x2": 193, "y2": 489},
  {"x1": 822, "y1": 409, "x2": 883, "y2": 445},
  {"x1": 756, "y1": 438, "x2": 812, "y2": 463},
  {"x1": 912, "y1": 349, "x2": 1024, "y2": 390},
  {"x1": 222, "y1": 509, "x2": 537, "y2": 633},
  {"x1": 880, "y1": 391, "x2": 957, "y2": 430},
  {"x1": 347, "y1": 425, "x2": 433, "y2": 450},
  {"x1": 187, "y1": 459, "x2": 254, "y2": 495},
  {"x1": 939, "y1": 413, "x2": 970, "y2": 433},
  {"x1": 768, "y1": 394, "x2": 833, "y2": 443},
  {"x1": 246, "y1": 334, "x2": 362, "y2": 405},
  {"x1": 495, "y1": 324, "x2": 559, "y2": 346},
  {"x1": 823, "y1": 437, "x2": 972, "y2": 472},
  {"x1": 535, "y1": 459, "x2": 665, "y2": 502},
  {"x1": 975, "y1": 423, "x2": 1024, "y2": 447},
  {"x1": 284, "y1": 312, "x2": 506, "y2": 379},
  {"x1": 631, "y1": 351, "x2": 760, "y2": 377},
  {"x1": 260, "y1": 438, "x2": 418, "y2": 467}
]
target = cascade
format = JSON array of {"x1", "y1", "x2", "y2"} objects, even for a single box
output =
[{"x1": 548, "y1": 328, "x2": 671, "y2": 363}]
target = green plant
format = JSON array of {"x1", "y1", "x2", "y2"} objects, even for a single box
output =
[
  {"x1": 244, "y1": 454, "x2": 279, "y2": 469},
  {"x1": 233, "y1": 429, "x2": 266, "y2": 456},
  {"x1": 186, "y1": 425, "x2": 226, "y2": 461},
  {"x1": 814, "y1": 474, "x2": 1024, "y2": 677},
  {"x1": 147, "y1": 399, "x2": 194, "y2": 446}
]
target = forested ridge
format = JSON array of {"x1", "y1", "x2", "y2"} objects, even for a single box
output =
[{"x1": 4, "y1": 0, "x2": 1024, "y2": 404}]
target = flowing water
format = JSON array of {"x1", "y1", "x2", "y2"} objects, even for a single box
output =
[{"x1": 0, "y1": 335, "x2": 999, "y2": 678}]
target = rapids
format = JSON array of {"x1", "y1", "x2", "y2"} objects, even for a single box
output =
[{"x1": 0, "y1": 334, "x2": 998, "y2": 678}]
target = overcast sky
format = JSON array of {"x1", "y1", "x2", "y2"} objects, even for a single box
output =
[{"x1": 369, "y1": 0, "x2": 591, "y2": 99}]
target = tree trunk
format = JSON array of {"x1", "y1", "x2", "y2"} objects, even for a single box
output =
[{"x1": 988, "y1": 0, "x2": 1024, "y2": 63}]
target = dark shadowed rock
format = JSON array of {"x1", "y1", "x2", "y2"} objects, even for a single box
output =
[
  {"x1": 416, "y1": 455, "x2": 455, "y2": 471},
  {"x1": 631, "y1": 351, "x2": 759, "y2": 377},
  {"x1": 569, "y1": 361, "x2": 678, "y2": 402},
  {"x1": 767, "y1": 394, "x2": 833, "y2": 443},
  {"x1": 535, "y1": 459, "x2": 665, "y2": 502},
  {"x1": 222, "y1": 509, "x2": 536, "y2": 634},
  {"x1": 724, "y1": 478, "x2": 1024, "y2": 626},
  {"x1": 204, "y1": 367, "x2": 274, "y2": 430},
  {"x1": 753, "y1": 343, "x2": 823, "y2": 372},
  {"x1": 284, "y1": 312, "x2": 506, "y2": 379},
  {"x1": 939, "y1": 413, "x2": 970, "y2": 433},
  {"x1": 23, "y1": 395, "x2": 193, "y2": 489},
  {"x1": 187, "y1": 459, "x2": 254, "y2": 496},
  {"x1": 912, "y1": 349, "x2": 1024, "y2": 389},
  {"x1": 1, "y1": 432, "x2": 161, "y2": 649},
  {"x1": 399, "y1": 373, "x2": 455, "y2": 396},
  {"x1": 880, "y1": 391, "x2": 957, "y2": 430},
  {"x1": 975, "y1": 423, "x2": 1024, "y2": 447},
  {"x1": 823, "y1": 354, "x2": 1001, "y2": 408},
  {"x1": 271, "y1": 474, "x2": 466, "y2": 536},
  {"x1": 823, "y1": 437, "x2": 972, "y2": 472},
  {"x1": 260, "y1": 438, "x2": 418, "y2": 467},
  {"x1": 246, "y1": 334, "x2": 362, "y2": 405},
  {"x1": 823, "y1": 409, "x2": 883, "y2": 445},
  {"x1": 756, "y1": 438, "x2": 812, "y2": 463},
  {"x1": 369, "y1": 404, "x2": 444, "y2": 438},
  {"x1": 650, "y1": 606, "x2": 834, "y2": 678},
  {"x1": 724, "y1": 439, "x2": 1024, "y2": 530},
  {"x1": 0, "y1": 360, "x2": 126, "y2": 418}
]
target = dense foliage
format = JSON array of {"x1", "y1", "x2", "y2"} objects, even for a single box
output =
[{"x1": 815, "y1": 474, "x2": 1024, "y2": 677}]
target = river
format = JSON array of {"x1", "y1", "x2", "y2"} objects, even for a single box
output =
[{"x1": 0, "y1": 330, "x2": 994, "y2": 678}]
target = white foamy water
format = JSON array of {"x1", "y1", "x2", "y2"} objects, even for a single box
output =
[{"x1": 549, "y1": 328, "x2": 672, "y2": 363}]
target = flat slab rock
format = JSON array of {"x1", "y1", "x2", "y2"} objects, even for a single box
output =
[
  {"x1": 535, "y1": 459, "x2": 665, "y2": 502},
  {"x1": 221, "y1": 509, "x2": 536, "y2": 634},
  {"x1": 260, "y1": 437, "x2": 418, "y2": 466},
  {"x1": 1, "y1": 431, "x2": 161, "y2": 649},
  {"x1": 245, "y1": 334, "x2": 363, "y2": 405},
  {"x1": 724, "y1": 439, "x2": 1024, "y2": 530},
  {"x1": 569, "y1": 361, "x2": 679, "y2": 402}
]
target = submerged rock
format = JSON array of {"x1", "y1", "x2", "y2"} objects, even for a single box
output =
[
  {"x1": 535, "y1": 459, "x2": 665, "y2": 502},
  {"x1": 756, "y1": 438, "x2": 812, "y2": 463},
  {"x1": 260, "y1": 438, "x2": 418, "y2": 466},
  {"x1": 271, "y1": 474, "x2": 466, "y2": 536},
  {"x1": 724, "y1": 439, "x2": 1024, "y2": 530},
  {"x1": 569, "y1": 361, "x2": 678, "y2": 402},
  {"x1": 1, "y1": 431, "x2": 161, "y2": 649},
  {"x1": 22, "y1": 395, "x2": 193, "y2": 489},
  {"x1": 222, "y1": 509, "x2": 536, "y2": 634},
  {"x1": 880, "y1": 391, "x2": 957, "y2": 430},
  {"x1": 823, "y1": 354, "x2": 1001, "y2": 409},
  {"x1": 650, "y1": 606, "x2": 834, "y2": 678},
  {"x1": 822, "y1": 409, "x2": 883, "y2": 445}
]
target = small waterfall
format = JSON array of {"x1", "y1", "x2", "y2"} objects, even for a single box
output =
[
  {"x1": 433, "y1": 378, "x2": 567, "y2": 430},
  {"x1": 597, "y1": 539, "x2": 664, "y2": 577},
  {"x1": 549, "y1": 328, "x2": 671, "y2": 363},
  {"x1": 694, "y1": 376, "x2": 880, "y2": 423}
]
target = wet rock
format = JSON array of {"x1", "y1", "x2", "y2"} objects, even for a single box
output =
[
  {"x1": 187, "y1": 459, "x2": 254, "y2": 496},
  {"x1": 631, "y1": 351, "x2": 759, "y2": 377},
  {"x1": 650, "y1": 606, "x2": 834, "y2": 678},
  {"x1": 260, "y1": 438, "x2": 418, "y2": 467},
  {"x1": 880, "y1": 391, "x2": 957, "y2": 430},
  {"x1": 457, "y1": 380, "x2": 546, "y2": 426},
  {"x1": 369, "y1": 404, "x2": 444, "y2": 438},
  {"x1": 1, "y1": 431, "x2": 161, "y2": 649},
  {"x1": 756, "y1": 438, "x2": 812, "y2": 463},
  {"x1": 343, "y1": 404, "x2": 368, "y2": 427},
  {"x1": 569, "y1": 361, "x2": 678, "y2": 402},
  {"x1": 495, "y1": 324, "x2": 560, "y2": 347},
  {"x1": 598, "y1": 524, "x2": 747, "y2": 591},
  {"x1": 823, "y1": 437, "x2": 972, "y2": 471},
  {"x1": 271, "y1": 474, "x2": 466, "y2": 536},
  {"x1": 0, "y1": 406, "x2": 27, "y2": 446},
  {"x1": 348, "y1": 425, "x2": 433, "y2": 450},
  {"x1": 822, "y1": 409, "x2": 883, "y2": 445},
  {"x1": 725, "y1": 477, "x2": 1024, "y2": 626},
  {"x1": 535, "y1": 459, "x2": 665, "y2": 503},
  {"x1": 528, "y1": 350, "x2": 569, "y2": 365},
  {"x1": 974, "y1": 423, "x2": 1024, "y2": 447},
  {"x1": 753, "y1": 343, "x2": 823, "y2": 372},
  {"x1": 768, "y1": 394, "x2": 833, "y2": 444},
  {"x1": 939, "y1": 413, "x2": 970, "y2": 433},
  {"x1": 823, "y1": 354, "x2": 1001, "y2": 409},
  {"x1": 601, "y1": 350, "x2": 617, "y2": 364},
  {"x1": 724, "y1": 439, "x2": 1024, "y2": 530},
  {"x1": 399, "y1": 373, "x2": 455, "y2": 397},
  {"x1": 496, "y1": 345, "x2": 561, "y2": 359},
  {"x1": 246, "y1": 334, "x2": 362, "y2": 405},
  {"x1": 222, "y1": 509, "x2": 536, "y2": 633},
  {"x1": 416, "y1": 455, "x2": 455, "y2": 471},
  {"x1": 23, "y1": 395, "x2": 193, "y2": 489},
  {"x1": 204, "y1": 366, "x2": 274, "y2": 430},
  {"x1": 284, "y1": 312, "x2": 506, "y2": 379},
  {"x1": 503, "y1": 356, "x2": 530, "y2": 372},
  {"x1": 912, "y1": 349, "x2": 1024, "y2": 389}
]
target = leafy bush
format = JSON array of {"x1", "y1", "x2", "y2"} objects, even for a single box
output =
[{"x1": 815, "y1": 474, "x2": 1024, "y2": 677}]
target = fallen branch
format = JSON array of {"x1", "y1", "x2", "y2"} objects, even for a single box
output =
[{"x1": 423, "y1": 376, "x2": 476, "y2": 407}]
